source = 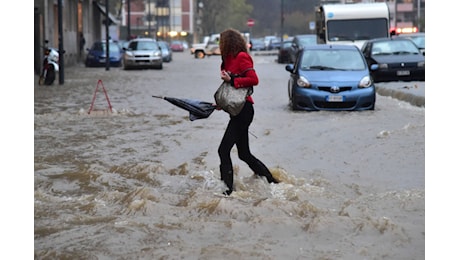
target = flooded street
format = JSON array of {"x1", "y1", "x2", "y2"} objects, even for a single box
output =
[{"x1": 34, "y1": 51, "x2": 424, "y2": 259}]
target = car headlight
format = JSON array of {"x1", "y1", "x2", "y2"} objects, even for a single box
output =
[
  {"x1": 297, "y1": 76, "x2": 311, "y2": 88},
  {"x1": 154, "y1": 51, "x2": 162, "y2": 57},
  {"x1": 417, "y1": 61, "x2": 425, "y2": 68},
  {"x1": 358, "y1": 75, "x2": 372, "y2": 88},
  {"x1": 378, "y1": 63, "x2": 388, "y2": 69},
  {"x1": 124, "y1": 52, "x2": 133, "y2": 58}
]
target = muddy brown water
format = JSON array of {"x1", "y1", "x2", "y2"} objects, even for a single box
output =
[{"x1": 34, "y1": 52, "x2": 424, "y2": 259}]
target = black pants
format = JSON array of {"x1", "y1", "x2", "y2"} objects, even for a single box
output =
[{"x1": 218, "y1": 101, "x2": 276, "y2": 191}]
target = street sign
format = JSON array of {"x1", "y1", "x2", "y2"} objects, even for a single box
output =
[{"x1": 247, "y1": 19, "x2": 254, "y2": 27}]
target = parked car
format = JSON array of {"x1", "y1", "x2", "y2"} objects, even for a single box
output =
[
  {"x1": 122, "y1": 38, "x2": 163, "y2": 70},
  {"x1": 395, "y1": 32, "x2": 425, "y2": 55},
  {"x1": 170, "y1": 40, "x2": 184, "y2": 52},
  {"x1": 157, "y1": 40, "x2": 172, "y2": 62},
  {"x1": 289, "y1": 34, "x2": 317, "y2": 63},
  {"x1": 264, "y1": 35, "x2": 278, "y2": 50},
  {"x1": 288, "y1": 34, "x2": 317, "y2": 63},
  {"x1": 361, "y1": 37, "x2": 425, "y2": 82},
  {"x1": 250, "y1": 38, "x2": 265, "y2": 51},
  {"x1": 267, "y1": 37, "x2": 281, "y2": 50},
  {"x1": 181, "y1": 41, "x2": 189, "y2": 50},
  {"x1": 285, "y1": 44, "x2": 375, "y2": 111},
  {"x1": 85, "y1": 41, "x2": 122, "y2": 67},
  {"x1": 117, "y1": 40, "x2": 130, "y2": 53},
  {"x1": 277, "y1": 40, "x2": 292, "y2": 64}
]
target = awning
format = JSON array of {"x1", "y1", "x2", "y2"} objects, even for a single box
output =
[{"x1": 94, "y1": 1, "x2": 119, "y2": 25}]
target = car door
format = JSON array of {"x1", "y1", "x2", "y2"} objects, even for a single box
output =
[{"x1": 360, "y1": 41, "x2": 374, "y2": 68}]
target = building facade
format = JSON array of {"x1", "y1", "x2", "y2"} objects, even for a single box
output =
[
  {"x1": 34, "y1": 0, "x2": 196, "y2": 74},
  {"x1": 119, "y1": 0, "x2": 194, "y2": 43},
  {"x1": 34, "y1": 0, "x2": 119, "y2": 74}
]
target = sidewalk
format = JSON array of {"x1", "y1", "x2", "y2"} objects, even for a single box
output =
[{"x1": 375, "y1": 82, "x2": 425, "y2": 107}]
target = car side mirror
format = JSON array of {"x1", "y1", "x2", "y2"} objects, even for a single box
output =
[{"x1": 285, "y1": 64, "x2": 294, "y2": 73}]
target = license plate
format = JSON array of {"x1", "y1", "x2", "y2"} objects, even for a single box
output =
[
  {"x1": 327, "y1": 95, "x2": 344, "y2": 102},
  {"x1": 397, "y1": 70, "x2": 410, "y2": 76},
  {"x1": 99, "y1": 59, "x2": 106, "y2": 63}
]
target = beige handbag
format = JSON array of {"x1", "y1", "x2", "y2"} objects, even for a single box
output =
[
  {"x1": 214, "y1": 82, "x2": 252, "y2": 116},
  {"x1": 214, "y1": 68, "x2": 254, "y2": 116}
]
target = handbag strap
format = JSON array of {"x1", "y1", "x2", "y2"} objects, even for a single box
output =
[
  {"x1": 232, "y1": 68, "x2": 254, "y2": 78},
  {"x1": 232, "y1": 68, "x2": 254, "y2": 96}
]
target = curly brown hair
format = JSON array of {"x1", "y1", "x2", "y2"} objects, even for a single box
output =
[{"x1": 219, "y1": 28, "x2": 249, "y2": 58}]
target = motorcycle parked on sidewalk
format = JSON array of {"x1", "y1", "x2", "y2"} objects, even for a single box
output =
[{"x1": 39, "y1": 44, "x2": 60, "y2": 86}]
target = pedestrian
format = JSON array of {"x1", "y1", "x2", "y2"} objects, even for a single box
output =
[
  {"x1": 79, "y1": 33, "x2": 86, "y2": 61},
  {"x1": 217, "y1": 28, "x2": 279, "y2": 196}
]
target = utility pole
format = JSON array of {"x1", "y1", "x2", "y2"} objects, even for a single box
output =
[
  {"x1": 58, "y1": 0, "x2": 64, "y2": 84},
  {"x1": 417, "y1": 0, "x2": 421, "y2": 31},
  {"x1": 127, "y1": 0, "x2": 131, "y2": 40},
  {"x1": 105, "y1": 0, "x2": 110, "y2": 71},
  {"x1": 148, "y1": 0, "x2": 151, "y2": 37},
  {"x1": 280, "y1": 0, "x2": 284, "y2": 43}
]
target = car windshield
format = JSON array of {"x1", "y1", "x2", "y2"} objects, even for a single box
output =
[
  {"x1": 298, "y1": 36, "x2": 316, "y2": 46},
  {"x1": 327, "y1": 18, "x2": 388, "y2": 41},
  {"x1": 129, "y1": 41, "x2": 159, "y2": 51},
  {"x1": 158, "y1": 42, "x2": 168, "y2": 49},
  {"x1": 252, "y1": 39, "x2": 264, "y2": 45},
  {"x1": 408, "y1": 36, "x2": 425, "y2": 48},
  {"x1": 300, "y1": 49, "x2": 366, "y2": 71},
  {"x1": 282, "y1": 41, "x2": 292, "y2": 48},
  {"x1": 372, "y1": 40, "x2": 420, "y2": 55},
  {"x1": 95, "y1": 42, "x2": 120, "y2": 53}
]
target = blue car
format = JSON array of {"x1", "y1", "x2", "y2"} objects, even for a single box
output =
[
  {"x1": 85, "y1": 41, "x2": 122, "y2": 67},
  {"x1": 285, "y1": 44, "x2": 375, "y2": 111}
]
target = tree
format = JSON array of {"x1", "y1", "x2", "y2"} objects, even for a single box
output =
[
  {"x1": 283, "y1": 11, "x2": 315, "y2": 36},
  {"x1": 200, "y1": 0, "x2": 253, "y2": 36},
  {"x1": 246, "y1": 0, "x2": 317, "y2": 37}
]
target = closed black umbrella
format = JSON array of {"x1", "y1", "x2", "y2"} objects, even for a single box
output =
[{"x1": 152, "y1": 95, "x2": 216, "y2": 121}]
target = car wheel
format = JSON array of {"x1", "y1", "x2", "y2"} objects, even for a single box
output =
[
  {"x1": 369, "y1": 102, "x2": 375, "y2": 110},
  {"x1": 44, "y1": 67, "x2": 56, "y2": 85},
  {"x1": 195, "y1": 51, "x2": 205, "y2": 59},
  {"x1": 290, "y1": 100, "x2": 301, "y2": 111},
  {"x1": 122, "y1": 60, "x2": 128, "y2": 70}
]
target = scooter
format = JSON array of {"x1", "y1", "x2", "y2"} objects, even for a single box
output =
[{"x1": 39, "y1": 42, "x2": 59, "y2": 86}]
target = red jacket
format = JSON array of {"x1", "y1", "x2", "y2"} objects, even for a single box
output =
[{"x1": 221, "y1": 52, "x2": 258, "y2": 104}]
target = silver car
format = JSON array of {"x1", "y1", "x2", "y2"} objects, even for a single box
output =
[{"x1": 122, "y1": 38, "x2": 163, "y2": 70}]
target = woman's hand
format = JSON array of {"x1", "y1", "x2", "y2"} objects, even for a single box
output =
[
  {"x1": 213, "y1": 103, "x2": 222, "y2": 110},
  {"x1": 220, "y1": 70, "x2": 231, "y2": 82}
]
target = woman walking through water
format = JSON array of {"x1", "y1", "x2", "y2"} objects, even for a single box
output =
[{"x1": 217, "y1": 28, "x2": 279, "y2": 196}]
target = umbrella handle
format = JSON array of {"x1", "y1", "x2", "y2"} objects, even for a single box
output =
[{"x1": 152, "y1": 95, "x2": 165, "y2": 99}]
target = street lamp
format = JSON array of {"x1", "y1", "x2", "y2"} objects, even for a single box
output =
[
  {"x1": 148, "y1": 0, "x2": 151, "y2": 37},
  {"x1": 196, "y1": 1, "x2": 204, "y2": 43},
  {"x1": 127, "y1": 0, "x2": 131, "y2": 40},
  {"x1": 280, "y1": 0, "x2": 284, "y2": 43}
]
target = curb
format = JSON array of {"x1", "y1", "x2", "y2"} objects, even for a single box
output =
[{"x1": 376, "y1": 86, "x2": 425, "y2": 107}]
